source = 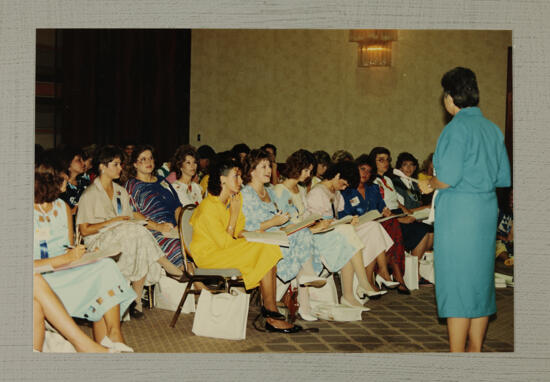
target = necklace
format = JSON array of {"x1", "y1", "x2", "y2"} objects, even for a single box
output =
[
  {"x1": 36, "y1": 202, "x2": 52, "y2": 222},
  {"x1": 257, "y1": 187, "x2": 267, "y2": 199}
]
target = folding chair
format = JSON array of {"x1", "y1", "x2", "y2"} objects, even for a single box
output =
[{"x1": 169, "y1": 204, "x2": 244, "y2": 328}]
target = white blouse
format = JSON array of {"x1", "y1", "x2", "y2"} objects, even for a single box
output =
[{"x1": 172, "y1": 180, "x2": 203, "y2": 206}]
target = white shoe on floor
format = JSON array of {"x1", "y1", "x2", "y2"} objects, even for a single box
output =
[{"x1": 100, "y1": 336, "x2": 134, "y2": 353}]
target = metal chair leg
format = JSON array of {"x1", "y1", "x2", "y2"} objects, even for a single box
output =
[{"x1": 169, "y1": 281, "x2": 194, "y2": 328}]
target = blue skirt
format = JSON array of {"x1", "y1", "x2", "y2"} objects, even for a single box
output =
[{"x1": 43, "y1": 258, "x2": 136, "y2": 322}]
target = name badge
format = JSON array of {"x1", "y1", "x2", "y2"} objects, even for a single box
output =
[{"x1": 350, "y1": 196, "x2": 360, "y2": 207}]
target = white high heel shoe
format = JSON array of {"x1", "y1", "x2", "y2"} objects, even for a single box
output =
[
  {"x1": 356, "y1": 285, "x2": 387, "y2": 301},
  {"x1": 340, "y1": 296, "x2": 371, "y2": 311},
  {"x1": 375, "y1": 274, "x2": 400, "y2": 289}
]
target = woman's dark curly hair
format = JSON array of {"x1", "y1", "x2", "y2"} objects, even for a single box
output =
[
  {"x1": 323, "y1": 160, "x2": 360, "y2": 189},
  {"x1": 121, "y1": 144, "x2": 155, "y2": 181},
  {"x1": 207, "y1": 157, "x2": 241, "y2": 196},
  {"x1": 170, "y1": 144, "x2": 197, "y2": 180},
  {"x1": 368, "y1": 146, "x2": 392, "y2": 177},
  {"x1": 284, "y1": 149, "x2": 316, "y2": 180},
  {"x1": 441, "y1": 67, "x2": 479, "y2": 108},
  {"x1": 355, "y1": 154, "x2": 376, "y2": 184},
  {"x1": 35, "y1": 162, "x2": 65, "y2": 204},
  {"x1": 242, "y1": 148, "x2": 271, "y2": 184},
  {"x1": 395, "y1": 152, "x2": 419, "y2": 178}
]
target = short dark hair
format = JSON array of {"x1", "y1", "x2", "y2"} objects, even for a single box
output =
[
  {"x1": 313, "y1": 150, "x2": 331, "y2": 167},
  {"x1": 260, "y1": 143, "x2": 277, "y2": 157},
  {"x1": 124, "y1": 144, "x2": 155, "y2": 180},
  {"x1": 170, "y1": 144, "x2": 197, "y2": 179},
  {"x1": 94, "y1": 145, "x2": 124, "y2": 174},
  {"x1": 35, "y1": 162, "x2": 65, "y2": 204},
  {"x1": 368, "y1": 146, "x2": 392, "y2": 177},
  {"x1": 231, "y1": 143, "x2": 250, "y2": 156},
  {"x1": 60, "y1": 146, "x2": 84, "y2": 174},
  {"x1": 395, "y1": 152, "x2": 419, "y2": 176},
  {"x1": 242, "y1": 148, "x2": 270, "y2": 184},
  {"x1": 441, "y1": 67, "x2": 479, "y2": 108},
  {"x1": 355, "y1": 154, "x2": 376, "y2": 185},
  {"x1": 197, "y1": 145, "x2": 216, "y2": 160},
  {"x1": 331, "y1": 150, "x2": 354, "y2": 163},
  {"x1": 207, "y1": 157, "x2": 240, "y2": 196},
  {"x1": 324, "y1": 161, "x2": 360, "y2": 189},
  {"x1": 284, "y1": 149, "x2": 316, "y2": 180}
]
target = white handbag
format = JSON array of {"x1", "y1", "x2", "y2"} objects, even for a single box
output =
[
  {"x1": 308, "y1": 274, "x2": 338, "y2": 305},
  {"x1": 192, "y1": 288, "x2": 250, "y2": 340},
  {"x1": 154, "y1": 275, "x2": 196, "y2": 313},
  {"x1": 419, "y1": 251, "x2": 435, "y2": 284},
  {"x1": 403, "y1": 252, "x2": 419, "y2": 290},
  {"x1": 311, "y1": 304, "x2": 364, "y2": 322}
]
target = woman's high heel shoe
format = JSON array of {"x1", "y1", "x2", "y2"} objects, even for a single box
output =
[
  {"x1": 375, "y1": 274, "x2": 400, "y2": 289},
  {"x1": 356, "y1": 285, "x2": 386, "y2": 301},
  {"x1": 340, "y1": 296, "x2": 371, "y2": 311},
  {"x1": 397, "y1": 284, "x2": 411, "y2": 295},
  {"x1": 265, "y1": 321, "x2": 303, "y2": 333},
  {"x1": 261, "y1": 306, "x2": 286, "y2": 321}
]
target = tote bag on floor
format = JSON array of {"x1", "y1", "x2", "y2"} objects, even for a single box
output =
[{"x1": 192, "y1": 288, "x2": 250, "y2": 340}]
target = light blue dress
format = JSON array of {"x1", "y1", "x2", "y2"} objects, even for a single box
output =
[
  {"x1": 240, "y1": 185, "x2": 322, "y2": 282},
  {"x1": 433, "y1": 107, "x2": 510, "y2": 318},
  {"x1": 34, "y1": 199, "x2": 136, "y2": 322},
  {"x1": 271, "y1": 184, "x2": 363, "y2": 272}
]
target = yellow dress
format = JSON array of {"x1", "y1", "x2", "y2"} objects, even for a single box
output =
[{"x1": 189, "y1": 194, "x2": 283, "y2": 290}]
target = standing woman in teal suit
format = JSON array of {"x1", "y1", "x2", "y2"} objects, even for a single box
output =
[{"x1": 419, "y1": 67, "x2": 511, "y2": 352}]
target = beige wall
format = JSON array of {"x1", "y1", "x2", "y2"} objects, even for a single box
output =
[{"x1": 189, "y1": 29, "x2": 511, "y2": 164}]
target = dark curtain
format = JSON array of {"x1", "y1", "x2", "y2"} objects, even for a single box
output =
[{"x1": 59, "y1": 29, "x2": 191, "y2": 163}]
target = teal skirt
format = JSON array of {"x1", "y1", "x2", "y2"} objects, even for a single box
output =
[{"x1": 434, "y1": 191, "x2": 497, "y2": 318}]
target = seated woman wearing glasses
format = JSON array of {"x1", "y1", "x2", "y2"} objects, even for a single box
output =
[
  {"x1": 369, "y1": 147, "x2": 433, "y2": 264},
  {"x1": 272, "y1": 150, "x2": 389, "y2": 313},
  {"x1": 34, "y1": 161, "x2": 136, "y2": 352},
  {"x1": 189, "y1": 157, "x2": 301, "y2": 333},
  {"x1": 124, "y1": 145, "x2": 185, "y2": 268},
  {"x1": 339, "y1": 154, "x2": 410, "y2": 294},
  {"x1": 77, "y1": 145, "x2": 183, "y2": 319}
]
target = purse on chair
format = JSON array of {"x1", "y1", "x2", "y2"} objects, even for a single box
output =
[{"x1": 192, "y1": 288, "x2": 250, "y2": 340}]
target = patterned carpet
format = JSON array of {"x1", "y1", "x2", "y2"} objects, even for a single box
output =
[{"x1": 78, "y1": 275, "x2": 514, "y2": 353}]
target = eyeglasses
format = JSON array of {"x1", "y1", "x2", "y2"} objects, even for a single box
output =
[{"x1": 137, "y1": 157, "x2": 154, "y2": 164}]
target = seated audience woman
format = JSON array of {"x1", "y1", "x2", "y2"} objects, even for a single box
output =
[
  {"x1": 189, "y1": 157, "x2": 301, "y2": 333},
  {"x1": 392, "y1": 152, "x2": 431, "y2": 213},
  {"x1": 124, "y1": 145, "x2": 186, "y2": 268},
  {"x1": 418, "y1": 153, "x2": 435, "y2": 205},
  {"x1": 240, "y1": 150, "x2": 324, "y2": 301},
  {"x1": 339, "y1": 155, "x2": 410, "y2": 294},
  {"x1": 307, "y1": 160, "x2": 399, "y2": 296},
  {"x1": 169, "y1": 144, "x2": 203, "y2": 206},
  {"x1": 59, "y1": 147, "x2": 90, "y2": 214},
  {"x1": 34, "y1": 161, "x2": 135, "y2": 351},
  {"x1": 369, "y1": 147, "x2": 433, "y2": 261},
  {"x1": 311, "y1": 150, "x2": 331, "y2": 188},
  {"x1": 77, "y1": 145, "x2": 182, "y2": 318},
  {"x1": 260, "y1": 143, "x2": 279, "y2": 184},
  {"x1": 272, "y1": 150, "x2": 388, "y2": 311},
  {"x1": 34, "y1": 273, "x2": 112, "y2": 353}
]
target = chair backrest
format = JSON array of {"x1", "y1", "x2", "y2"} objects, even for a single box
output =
[{"x1": 177, "y1": 204, "x2": 197, "y2": 270}]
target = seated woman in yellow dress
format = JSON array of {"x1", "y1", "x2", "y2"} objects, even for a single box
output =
[{"x1": 189, "y1": 157, "x2": 302, "y2": 333}]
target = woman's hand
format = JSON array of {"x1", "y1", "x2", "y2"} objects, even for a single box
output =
[
  {"x1": 270, "y1": 212, "x2": 290, "y2": 227},
  {"x1": 382, "y1": 207, "x2": 392, "y2": 217},
  {"x1": 154, "y1": 222, "x2": 174, "y2": 233},
  {"x1": 350, "y1": 215, "x2": 359, "y2": 225},
  {"x1": 418, "y1": 179, "x2": 433, "y2": 194},
  {"x1": 398, "y1": 216, "x2": 416, "y2": 224},
  {"x1": 310, "y1": 219, "x2": 331, "y2": 233},
  {"x1": 229, "y1": 194, "x2": 241, "y2": 217},
  {"x1": 65, "y1": 244, "x2": 86, "y2": 263}
]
